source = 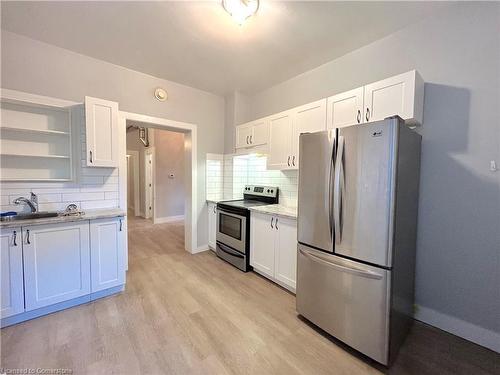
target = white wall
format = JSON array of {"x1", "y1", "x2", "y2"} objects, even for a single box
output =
[
  {"x1": 1, "y1": 30, "x2": 225, "y2": 247},
  {"x1": 226, "y1": 3, "x2": 500, "y2": 348}
]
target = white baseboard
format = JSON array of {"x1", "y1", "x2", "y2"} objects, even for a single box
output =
[
  {"x1": 153, "y1": 215, "x2": 184, "y2": 224},
  {"x1": 193, "y1": 244, "x2": 209, "y2": 254},
  {"x1": 415, "y1": 305, "x2": 500, "y2": 353}
]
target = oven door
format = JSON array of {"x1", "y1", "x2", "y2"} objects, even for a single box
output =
[{"x1": 216, "y1": 208, "x2": 246, "y2": 253}]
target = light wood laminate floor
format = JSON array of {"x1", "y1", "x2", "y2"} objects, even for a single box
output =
[{"x1": 1, "y1": 217, "x2": 499, "y2": 374}]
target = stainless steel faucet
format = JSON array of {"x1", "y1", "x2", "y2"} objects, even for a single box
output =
[{"x1": 14, "y1": 192, "x2": 38, "y2": 213}]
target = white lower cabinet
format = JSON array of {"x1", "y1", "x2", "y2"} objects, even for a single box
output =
[
  {"x1": 0, "y1": 228, "x2": 25, "y2": 318},
  {"x1": 250, "y1": 212, "x2": 297, "y2": 292},
  {"x1": 23, "y1": 222, "x2": 91, "y2": 311},
  {"x1": 90, "y1": 217, "x2": 126, "y2": 292},
  {"x1": 207, "y1": 202, "x2": 217, "y2": 250}
]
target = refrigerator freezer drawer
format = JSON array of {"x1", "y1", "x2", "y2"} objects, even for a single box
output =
[{"x1": 296, "y1": 244, "x2": 390, "y2": 365}]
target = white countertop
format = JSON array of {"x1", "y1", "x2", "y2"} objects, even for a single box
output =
[
  {"x1": 249, "y1": 204, "x2": 297, "y2": 219},
  {"x1": 0, "y1": 208, "x2": 126, "y2": 229}
]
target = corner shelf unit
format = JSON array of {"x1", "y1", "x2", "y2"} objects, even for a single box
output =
[{"x1": 0, "y1": 91, "x2": 77, "y2": 182}]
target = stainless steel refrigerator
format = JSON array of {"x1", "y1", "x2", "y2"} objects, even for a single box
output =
[{"x1": 296, "y1": 116, "x2": 421, "y2": 366}]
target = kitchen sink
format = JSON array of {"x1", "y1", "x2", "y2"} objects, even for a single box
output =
[{"x1": 0, "y1": 211, "x2": 59, "y2": 222}]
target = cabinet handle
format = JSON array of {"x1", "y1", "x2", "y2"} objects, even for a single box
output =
[
  {"x1": 357, "y1": 110, "x2": 361, "y2": 123},
  {"x1": 275, "y1": 217, "x2": 279, "y2": 230},
  {"x1": 249, "y1": 135, "x2": 253, "y2": 144},
  {"x1": 366, "y1": 108, "x2": 370, "y2": 122},
  {"x1": 271, "y1": 217, "x2": 274, "y2": 229},
  {"x1": 13, "y1": 230, "x2": 17, "y2": 246},
  {"x1": 292, "y1": 155, "x2": 296, "y2": 166},
  {"x1": 26, "y1": 229, "x2": 30, "y2": 244},
  {"x1": 287, "y1": 156, "x2": 291, "y2": 166},
  {"x1": 89, "y1": 150, "x2": 93, "y2": 163},
  {"x1": 246, "y1": 136, "x2": 249, "y2": 145},
  {"x1": 214, "y1": 206, "x2": 217, "y2": 214},
  {"x1": 119, "y1": 219, "x2": 123, "y2": 231}
]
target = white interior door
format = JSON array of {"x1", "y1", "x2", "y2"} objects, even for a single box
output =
[
  {"x1": 85, "y1": 96, "x2": 119, "y2": 167},
  {"x1": 0, "y1": 228, "x2": 24, "y2": 318},
  {"x1": 144, "y1": 149, "x2": 154, "y2": 219},
  {"x1": 327, "y1": 87, "x2": 364, "y2": 129}
]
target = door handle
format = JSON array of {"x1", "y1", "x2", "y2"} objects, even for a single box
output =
[
  {"x1": 334, "y1": 136, "x2": 344, "y2": 244},
  {"x1": 271, "y1": 217, "x2": 274, "y2": 229},
  {"x1": 357, "y1": 110, "x2": 361, "y2": 123},
  {"x1": 13, "y1": 230, "x2": 17, "y2": 246},
  {"x1": 365, "y1": 108, "x2": 370, "y2": 122},
  {"x1": 26, "y1": 229, "x2": 31, "y2": 245},
  {"x1": 89, "y1": 150, "x2": 93, "y2": 163},
  {"x1": 287, "y1": 156, "x2": 290, "y2": 166},
  {"x1": 275, "y1": 217, "x2": 278, "y2": 230},
  {"x1": 299, "y1": 248, "x2": 383, "y2": 279}
]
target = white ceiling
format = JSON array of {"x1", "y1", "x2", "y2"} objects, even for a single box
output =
[{"x1": 1, "y1": 1, "x2": 448, "y2": 95}]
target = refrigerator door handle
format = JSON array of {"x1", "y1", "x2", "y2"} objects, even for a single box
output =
[
  {"x1": 328, "y1": 136, "x2": 336, "y2": 241},
  {"x1": 299, "y1": 248, "x2": 383, "y2": 280},
  {"x1": 334, "y1": 136, "x2": 344, "y2": 244}
]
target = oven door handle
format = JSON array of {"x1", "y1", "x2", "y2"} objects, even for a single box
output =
[{"x1": 217, "y1": 243, "x2": 245, "y2": 259}]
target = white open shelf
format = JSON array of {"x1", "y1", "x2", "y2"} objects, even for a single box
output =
[{"x1": 0, "y1": 98, "x2": 75, "y2": 182}]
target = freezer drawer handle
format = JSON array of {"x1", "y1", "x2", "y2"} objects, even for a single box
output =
[{"x1": 299, "y1": 248, "x2": 383, "y2": 280}]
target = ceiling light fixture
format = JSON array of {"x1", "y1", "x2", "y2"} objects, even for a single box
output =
[{"x1": 222, "y1": 0, "x2": 259, "y2": 25}]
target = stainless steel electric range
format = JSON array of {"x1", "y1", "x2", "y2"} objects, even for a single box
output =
[{"x1": 216, "y1": 185, "x2": 279, "y2": 272}]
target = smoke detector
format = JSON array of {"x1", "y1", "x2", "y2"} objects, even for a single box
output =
[{"x1": 154, "y1": 88, "x2": 167, "y2": 101}]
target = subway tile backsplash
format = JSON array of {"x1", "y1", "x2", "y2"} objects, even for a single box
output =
[{"x1": 206, "y1": 153, "x2": 298, "y2": 207}]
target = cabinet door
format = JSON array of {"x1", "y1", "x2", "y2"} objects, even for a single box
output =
[
  {"x1": 267, "y1": 111, "x2": 293, "y2": 170},
  {"x1": 0, "y1": 228, "x2": 24, "y2": 318},
  {"x1": 292, "y1": 99, "x2": 327, "y2": 169},
  {"x1": 275, "y1": 217, "x2": 297, "y2": 291},
  {"x1": 23, "y1": 222, "x2": 91, "y2": 311},
  {"x1": 208, "y1": 202, "x2": 217, "y2": 250},
  {"x1": 250, "y1": 213, "x2": 276, "y2": 278},
  {"x1": 235, "y1": 124, "x2": 253, "y2": 149},
  {"x1": 363, "y1": 70, "x2": 422, "y2": 124},
  {"x1": 85, "y1": 96, "x2": 119, "y2": 167},
  {"x1": 90, "y1": 217, "x2": 126, "y2": 292},
  {"x1": 327, "y1": 87, "x2": 364, "y2": 129},
  {"x1": 250, "y1": 118, "x2": 269, "y2": 146}
]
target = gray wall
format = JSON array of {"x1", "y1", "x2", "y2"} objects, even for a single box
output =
[
  {"x1": 1, "y1": 30, "x2": 225, "y2": 248},
  {"x1": 154, "y1": 129, "x2": 185, "y2": 219},
  {"x1": 229, "y1": 3, "x2": 500, "y2": 334}
]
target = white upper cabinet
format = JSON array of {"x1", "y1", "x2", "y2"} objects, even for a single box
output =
[
  {"x1": 267, "y1": 111, "x2": 293, "y2": 170},
  {"x1": 85, "y1": 96, "x2": 119, "y2": 167},
  {"x1": 292, "y1": 99, "x2": 327, "y2": 168},
  {"x1": 23, "y1": 222, "x2": 91, "y2": 311},
  {"x1": 235, "y1": 118, "x2": 269, "y2": 149},
  {"x1": 0, "y1": 228, "x2": 25, "y2": 318},
  {"x1": 327, "y1": 87, "x2": 364, "y2": 129},
  {"x1": 363, "y1": 70, "x2": 424, "y2": 126},
  {"x1": 90, "y1": 217, "x2": 126, "y2": 293}
]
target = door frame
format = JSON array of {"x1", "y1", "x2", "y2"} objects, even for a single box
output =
[
  {"x1": 126, "y1": 150, "x2": 140, "y2": 217},
  {"x1": 119, "y1": 111, "x2": 198, "y2": 254},
  {"x1": 143, "y1": 147, "x2": 155, "y2": 219}
]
